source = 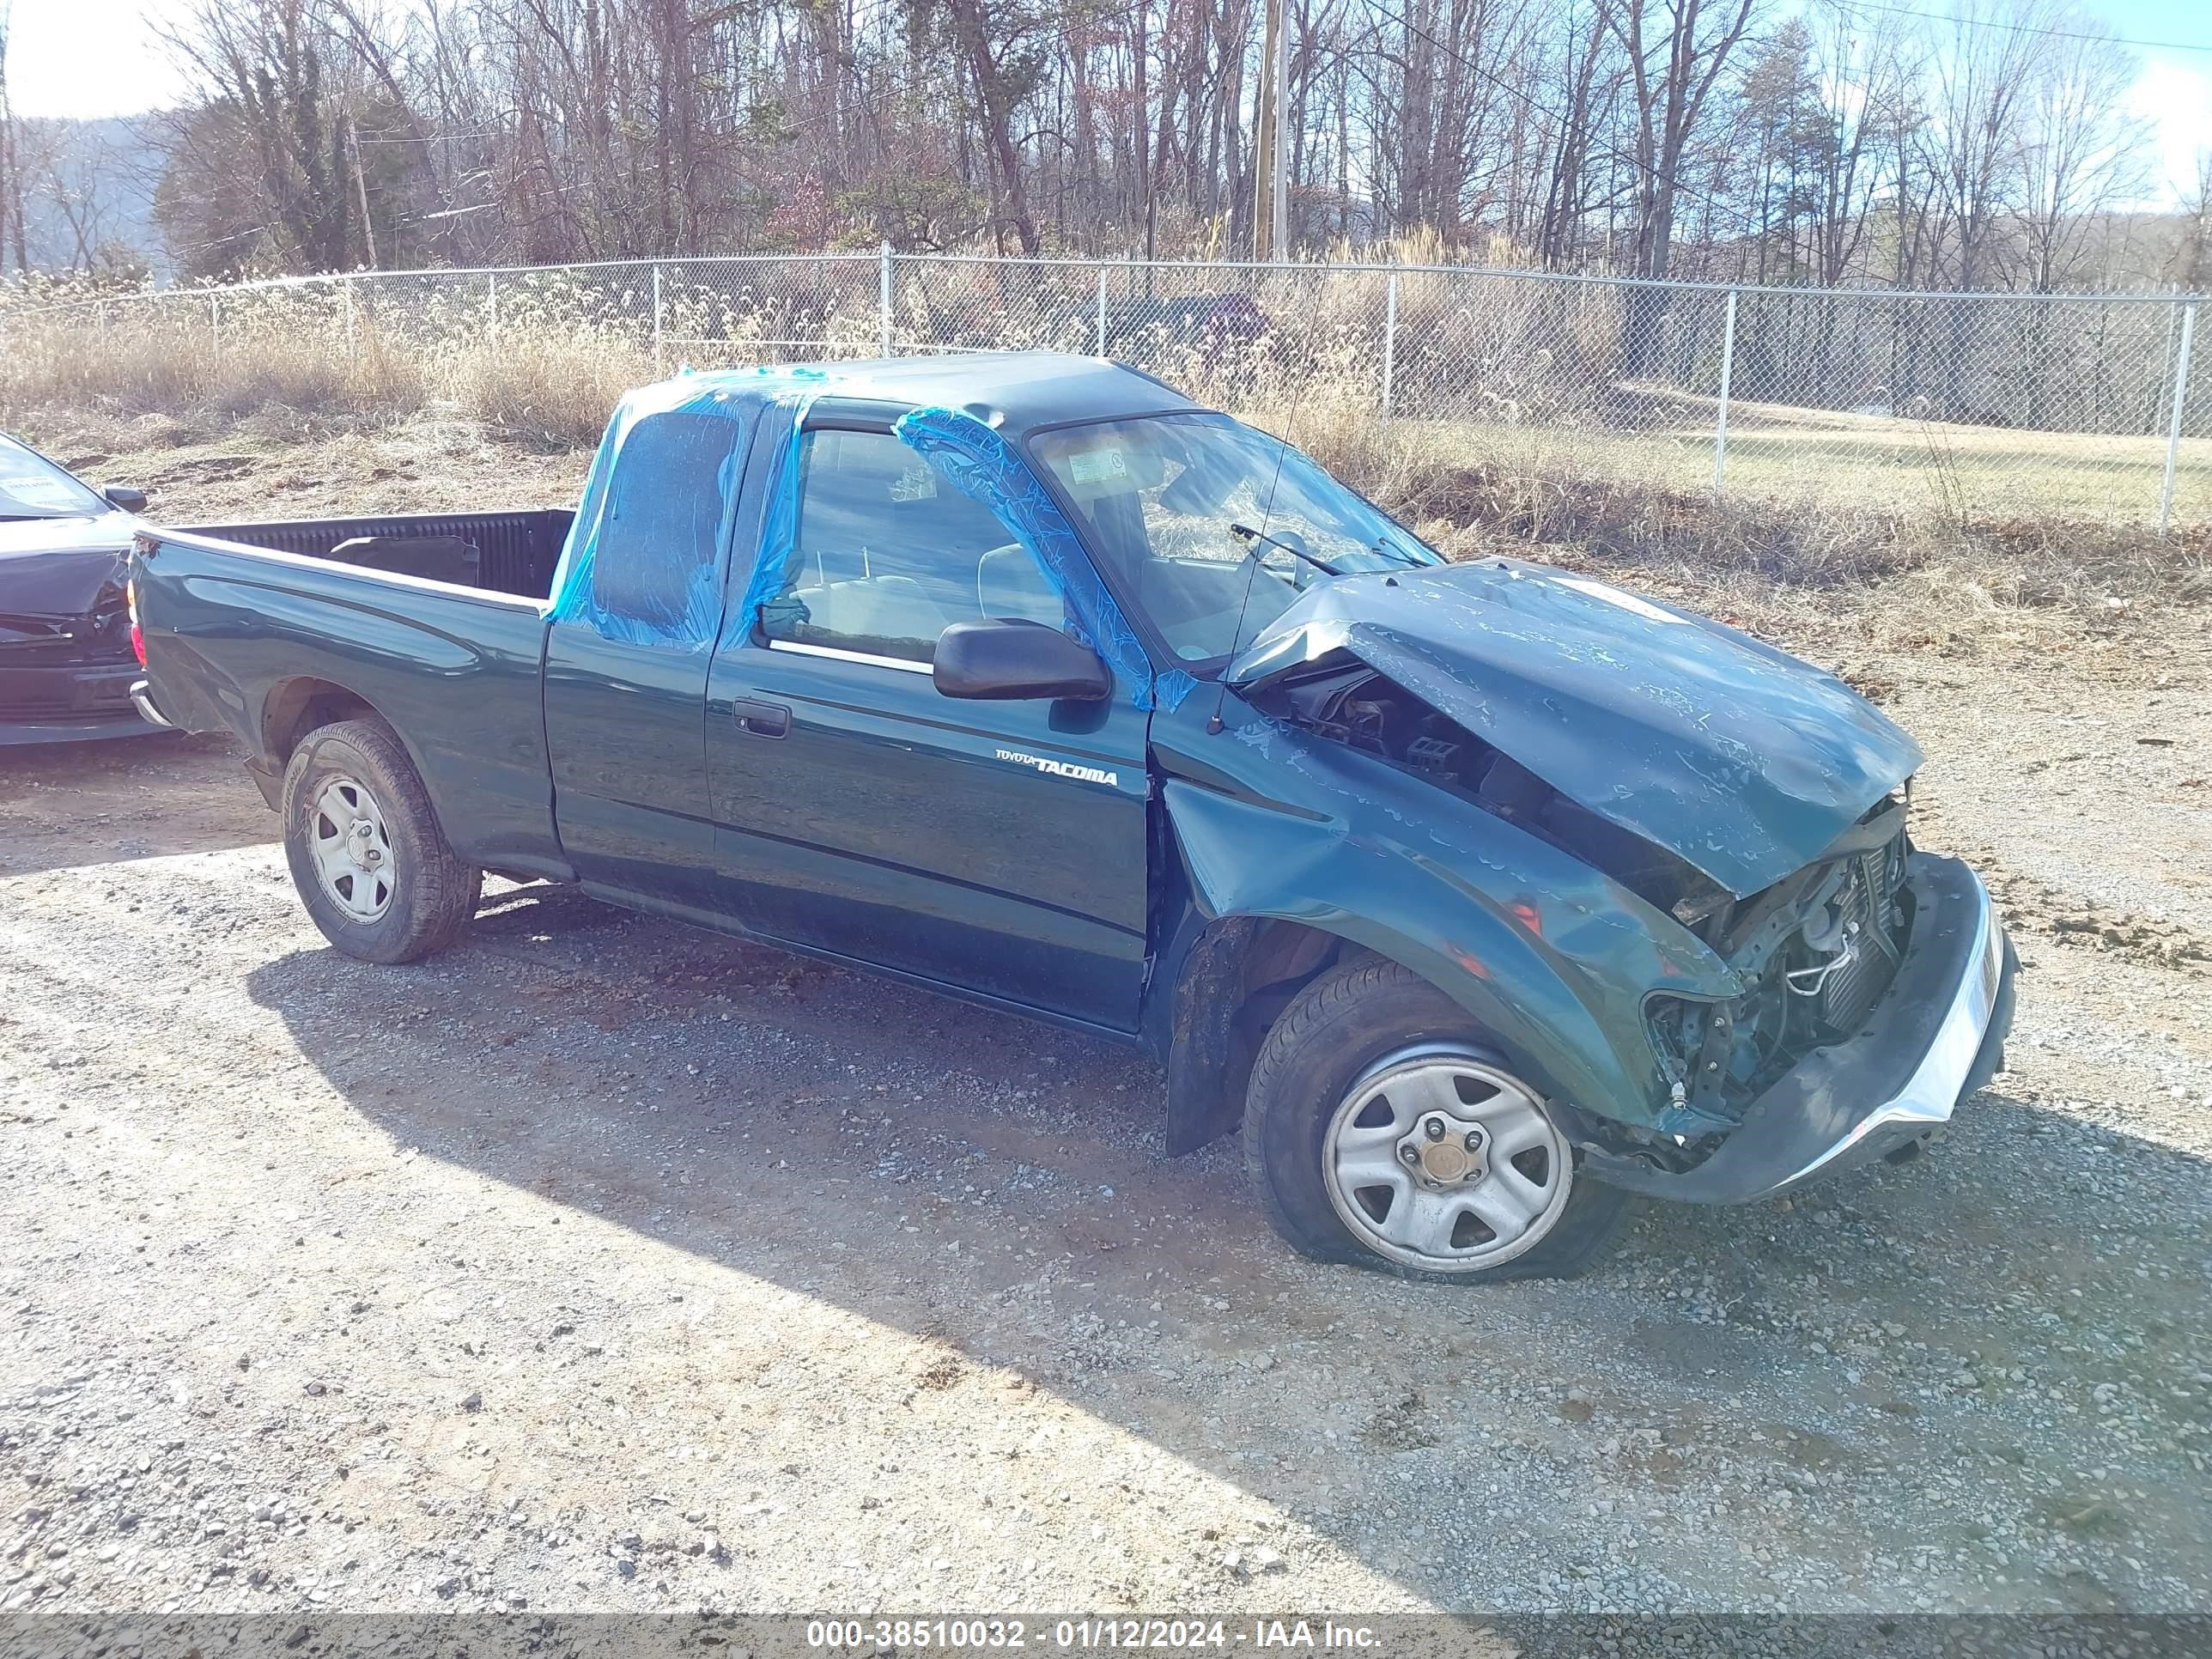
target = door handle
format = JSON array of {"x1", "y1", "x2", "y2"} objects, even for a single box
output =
[{"x1": 728, "y1": 698, "x2": 791, "y2": 738}]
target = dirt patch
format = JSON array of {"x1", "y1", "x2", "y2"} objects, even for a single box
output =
[{"x1": 1989, "y1": 870, "x2": 2212, "y2": 974}]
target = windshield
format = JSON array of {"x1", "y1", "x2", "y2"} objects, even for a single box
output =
[
  {"x1": 0, "y1": 440, "x2": 109, "y2": 521},
  {"x1": 1028, "y1": 412, "x2": 1441, "y2": 664}
]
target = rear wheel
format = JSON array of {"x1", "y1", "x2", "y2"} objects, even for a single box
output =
[
  {"x1": 281, "y1": 718, "x2": 480, "y2": 963},
  {"x1": 1243, "y1": 956, "x2": 1631, "y2": 1284}
]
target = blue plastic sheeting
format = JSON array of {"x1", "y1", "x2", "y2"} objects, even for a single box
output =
[
  {"x1": 556, "y1": 367, "x2": 1189, "y2": 712},
  {"x1": 548, "y1": 368, "x2": 830, "y2": 650},
  {"x1": 890, "y1": 407, "x2": 1195, "y2": 712},
  {"x1": 729, "y1": 386, "x2": 829, "y2": 658}
]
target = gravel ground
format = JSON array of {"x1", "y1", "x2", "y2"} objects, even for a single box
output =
[{"x1": 1, "y1": 437, "x2": 2208, "y2": 1627}]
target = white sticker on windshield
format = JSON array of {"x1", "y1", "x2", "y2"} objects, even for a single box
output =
[
  {"x1": 3, "y1": 479, "x2": 83, "y2": 510},
  {"x1": 1552, "y1": 574, "x2": 1684, "y2": 624},
  {"x1": 1067, "y1": 447, "x2": 1128, "y2": 486}
]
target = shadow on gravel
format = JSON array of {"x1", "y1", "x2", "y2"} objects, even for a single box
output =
[
  {"x1": 0, "y1": 731, "x2": 272, "y2": 876},
  {"x1": 242, "y1": 901, "x2": 2212, "y2": 1614}
]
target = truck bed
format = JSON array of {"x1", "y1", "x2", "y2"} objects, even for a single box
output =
[
  {"x1": 130, "y1": 508, "x2": 577, "y2": 881},
  {"x1": 180, "y1": 509, "x2": 573, "y2": 599}
]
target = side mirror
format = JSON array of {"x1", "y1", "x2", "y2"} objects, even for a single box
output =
[
  {"x1": 103, "y1": 485, "x2": 149, "y2": 514},
  {"x1": 933, "y1": 618, "x2": 1111, "y2": 702}
]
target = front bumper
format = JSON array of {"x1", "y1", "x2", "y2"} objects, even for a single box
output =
[{"x1": 1586, "y1": 853, "x2": 2015, "y2": 1205}]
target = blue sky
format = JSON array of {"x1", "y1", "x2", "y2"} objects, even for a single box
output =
[
  {"x1": 9, "y1": 0, "x2": 2210, "y2": 204},
  {"x1": 2099, "y1": 0, "x2": 2212, "y2": 201}
]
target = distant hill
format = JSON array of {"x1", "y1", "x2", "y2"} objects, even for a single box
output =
[{"x1": 13, "y1": 113, "x2": 172, "y2": 280}]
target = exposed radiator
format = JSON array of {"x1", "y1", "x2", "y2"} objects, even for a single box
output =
[{"x1": 1819, "y1": 836, "x2": 1908, "y2": 1034}]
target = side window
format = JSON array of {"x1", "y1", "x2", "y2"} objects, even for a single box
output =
[
  {"x1": 589, "y1": 410, "x2": 743, "y2": 634},
  {"x1": 761, "y1": 429, "x2": 1060, "y2": 663}
]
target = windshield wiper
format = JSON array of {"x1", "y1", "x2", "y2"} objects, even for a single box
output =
[
  {"x1": 1368, "y1": 534, "x2": 1434, "y2": 567},
  {"x1": 1230, "y1": 521, "x2": 1342, "y2": 577}
]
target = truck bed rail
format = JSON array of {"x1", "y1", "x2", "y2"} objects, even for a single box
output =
[{"x1": 179, "y1": 509, "x2": 574, "y2": 600}]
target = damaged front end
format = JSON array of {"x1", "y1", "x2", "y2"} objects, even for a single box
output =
[
  {"x1": 1642, "y1": 794, "x2": 1912, "y2": 1139},
  {"x1": 1217, "y1": 562, "x2": 2014, "y2": 1204}
]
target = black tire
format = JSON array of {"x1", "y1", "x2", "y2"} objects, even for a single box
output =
[
  {"x1": 1242, "y1": 954, "x2": 1632, "y2": 1284},
  {"x1": 281, "y1": 717, "x2": 481, "y2": 964}
]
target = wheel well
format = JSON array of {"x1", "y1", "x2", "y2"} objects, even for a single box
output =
[
  {"x1": 1160, "y1": 915, "x2": 1356, "y2": 1155},
  {"x1": 261, "y1": 678, "x2": 382, "y2": 765},
  {"x1": 1235, "y1": 918, "x2": 1346, "y2": 1037}
]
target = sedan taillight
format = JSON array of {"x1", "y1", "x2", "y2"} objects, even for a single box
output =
[{"x1": 126, "y1": 578, "x2": 146, "y2": 667}]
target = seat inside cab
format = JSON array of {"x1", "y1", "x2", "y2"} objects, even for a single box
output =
[{"x1": 771, "y1": 428, "x2": 1068, "y2": 661}]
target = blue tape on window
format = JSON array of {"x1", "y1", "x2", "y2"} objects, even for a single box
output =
[
  {"x1": 891, "y1": 406, "x2": 1194, "y2": 712},
  {"x1": 730, "y1": 388, "x2": 827, "y2": 654},
  {"x1": 547, "y1": 369, "x2": 827, "y2": 652},
  {"x1": 557, "y1": 369, "x2": 1194, "y2": 714}
]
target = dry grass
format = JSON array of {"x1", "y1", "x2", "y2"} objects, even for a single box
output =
[
  {"x1": 442, "y1": 330, "x2": 647, "y2": 447},
  {"x1": 1251, "y1": 371, "x2": 2211, "y2": 656},
  {"x1": 4, "y1": 294, "x2": 2207, "y2": 660},
  {"x1": 0, "y1": 289, "x2": 655, "y2": 447}
]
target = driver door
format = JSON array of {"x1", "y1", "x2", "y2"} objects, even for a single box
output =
[{"x1": 703, "y1": 421, "x2": 1152, "y2": 1033}]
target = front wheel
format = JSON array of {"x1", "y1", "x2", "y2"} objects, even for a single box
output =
[
  {"x1": 1242, "y1": 956, "x2": 1631, "y2": 1284},
  {"x1": 281, "y1": 718, "x2": 481, "y2": 963}
]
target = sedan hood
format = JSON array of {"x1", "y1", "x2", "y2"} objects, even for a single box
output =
[
  {"x1": 0, "y1": 514, "x2": 136, "y2": 617},
  {"x1": 1226, "y1": 560, "x2": 1922, "y2": 897}
]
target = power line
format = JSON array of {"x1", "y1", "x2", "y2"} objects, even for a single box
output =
[{"x1": 1838, "y1": 0, "x2": 2212, "y2": 57}]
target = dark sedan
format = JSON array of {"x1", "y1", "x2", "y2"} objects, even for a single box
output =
[{"x1": 0, "y1": 434, "x2": 162, "y2": 744}]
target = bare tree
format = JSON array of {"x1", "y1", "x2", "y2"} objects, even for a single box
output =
[
  {"x1": 1923, "y1": 0, "x2": 2045, "y2": 292},
  {"x1": 2175, "y1": 152, "x2": 2212, "y2": 293},
  {"x1": 1605, "y1": 0, "x2": 1760, "y2": 283},
  {"x1": 20, "y1": 119, "x2": 113, "y2": 269},
  {"x1": 0, "y1": 0, "x2": 25, "y2": 274},
  {"x1": 2017, "y1": 10, "x2": 2145, "y2": 294},
  {"x1": 1802, "y1": 0, "x2": 1911, "y2": 289},
  {"x1": 158, "y1": 0, "x2": 360, "y2": 273},
  {"x1": 94, "y1": 0, "x2": 2170, "y2": 289}
]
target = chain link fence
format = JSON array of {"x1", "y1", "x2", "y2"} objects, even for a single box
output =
[{"x1": 12, "y1": 251, "x2": 2207, "y2": 528}]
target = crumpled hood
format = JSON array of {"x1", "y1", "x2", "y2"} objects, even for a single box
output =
[
  {"x1": 0, "y1": 514, "x2": 135, "y2": 617},
  {"x1": 1226, "y1": 560, "x2": 1922, "y2": 897}
]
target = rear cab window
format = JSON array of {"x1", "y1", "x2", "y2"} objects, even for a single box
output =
[{"x1": 586, "y1": 410, "x2": 745, "y2": 635}]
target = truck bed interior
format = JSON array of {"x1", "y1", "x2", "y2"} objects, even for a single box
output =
[{"x1": 183, "y1": 510, "x2": 574, "y2": 600}]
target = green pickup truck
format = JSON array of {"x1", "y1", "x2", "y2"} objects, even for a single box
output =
[{"x1": 129, "y1": 352, "x2": 2016, "y2": 1284}]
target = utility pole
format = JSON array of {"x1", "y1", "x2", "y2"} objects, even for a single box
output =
[
  {"x1": 1270, "y1": 0, "x2": 1289, "y2": 258},
  {"x1": 1252, "y1": 0, "x2": 1288, "y2": 259},
  {"x1": 349, "y1": 118, "x2": 379, "y2": 269},
  {"x1": 1135, "y1": 0, "x2": 1153, "y2": 263}
]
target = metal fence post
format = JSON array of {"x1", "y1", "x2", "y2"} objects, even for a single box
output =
[
  {"x1": 2159, "y1": 302, "x2": 2197, "y2": 537},
  {"x1": 2156, "y1": 289, "x2": 2179, "y2": 431},
  {"x1": 1096, "y1": 266, "x2": 1109, "y2": 356},
  {"x1": 1711, "y1": 288, "x2": 1740, "y2": 492},
  {"x1": 209, "y1": 291, "x2": 220, "y2": 355},
  {"x1": 1381, "y1": 271, "x2": 1400, "y2": 421},
  {"x1": 486, "y1": 272, "x2": 499, "y2": 339},
  {"x1": 343, "y1": 278, "x2": 357, "y2": 362},
  {"x1": 871, "y1": 240, "x2": 889, "y2": 354},
  {"x1": 652, "y1": 264, "x2": 665, "y2": 373}
]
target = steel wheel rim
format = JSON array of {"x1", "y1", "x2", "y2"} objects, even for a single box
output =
[
  {"x1": 1322, "y1": 1044, "x2": 1572, "y2": 1272},
  {"x1": 307, "y1": 775, "x2": 395, "y2": 923}
]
